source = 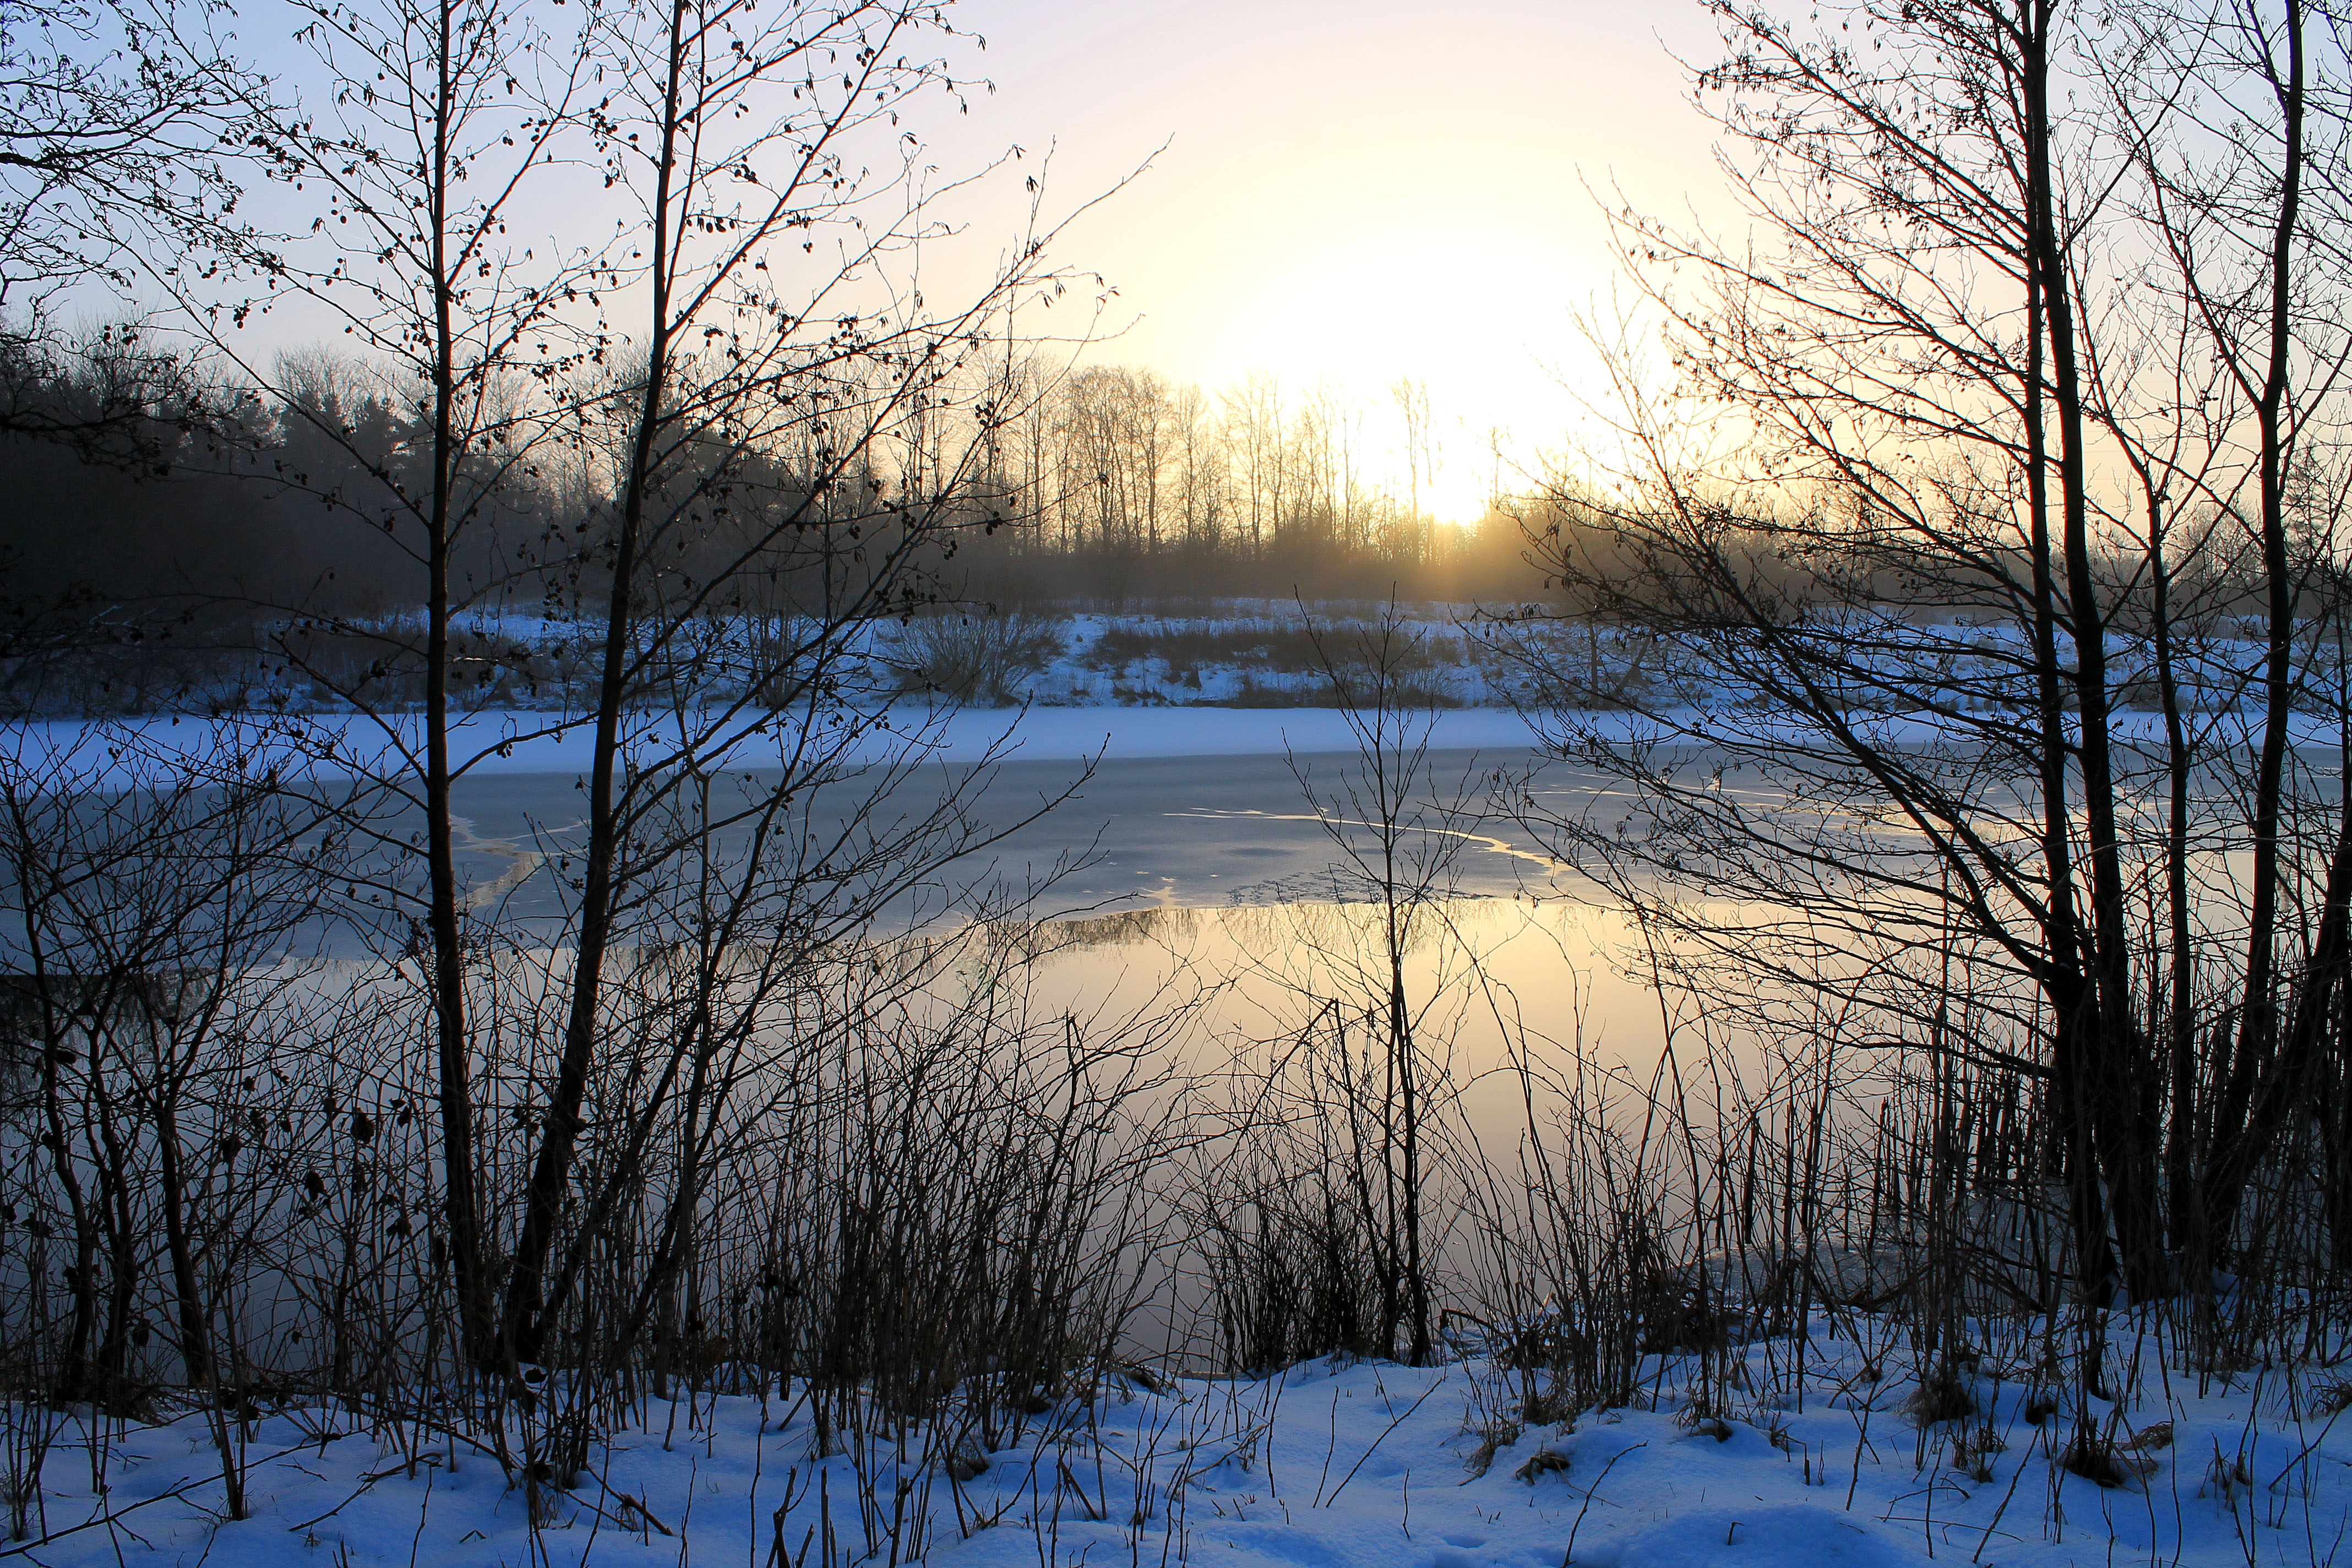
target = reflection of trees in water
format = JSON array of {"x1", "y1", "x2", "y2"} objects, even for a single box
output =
[
  {"x1": 1225, "y1": 891, "x2": 1439, "y2": 967},
  {"x1": 980, "y1": 905, "x2": 1204, "y2": 963},
  {"x1": 1224, "y1": 867, "x2": 1390, "y2": 909},
  {"x1": 962, "y1": 897, "x2": 1608, "y2": 1031}
]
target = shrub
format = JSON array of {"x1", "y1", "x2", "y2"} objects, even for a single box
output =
[{"x1": 895, "y1": 611, "x2": 1063, "y2": 705}]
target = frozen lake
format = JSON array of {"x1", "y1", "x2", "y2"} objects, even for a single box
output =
[
  {"x1": 428, "y1": 734, "x2": 1683, "y2": 1121},
  {"x1": 444, "y1": 744, "x2": 1588, "y2": 921},
  {"x1": 4, "y1": 707, "x2": 1682, "y2": 1077}
]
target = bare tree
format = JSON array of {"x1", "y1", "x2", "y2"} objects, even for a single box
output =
[
  {"x1": 2109, "y1": 0, "x2": 2352, "y2": 1264},
  {"x1": 177, "y1": 0, "x2": 614, "y2": 1371},
  {"x1": 1280, "y1": 605, "x2": 1489, "y2": 1364},
  {"x1": 1495, "y1": 0, "x2": 2352, "y2": 1344},
  {"x1": 0, "y1": 0, "x2": 277, "y2": 447},
  {"x1": 488, "y1": 0, "x2": 1103, "y2": 1371},
  {"x1": 0, "y1": 723, "x2": 342, "y2": 1513}
]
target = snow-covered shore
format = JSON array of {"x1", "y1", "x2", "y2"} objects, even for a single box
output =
[
  {"x1": 0, "y1": 704, "x2": 1550, "y2": 781},
  {"x1": 12, "y1": 1320, "x2": 2342, "y2": 1568},
  {"x1": 14, "y1": 600, "x2": 2329, "y2": 735},
  {"x1": 15, "y1": 699, "x2": 2352, "y2": 795}
]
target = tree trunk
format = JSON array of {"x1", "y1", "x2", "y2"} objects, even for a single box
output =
[
  {"x1": 2023, "y1": 0, "x2": 2166, "y2": 1301},
  {"x1": 2204, "y1": 0, "x2": 2307, "y2": 1264},
  {"x1": 421, "y1": 0, "x2": 491, "y2": 1375},
  {"x1": 500, "y1": 0, "x2": 688, "y2": 1368}
]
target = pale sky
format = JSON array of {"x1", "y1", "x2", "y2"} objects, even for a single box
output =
[
  {"x1": 941, "y1": 0, "x2": 1733, "y2": 516},
  {"x1": 211, "y1": 0, "x2": 1735, "y2": 522}
]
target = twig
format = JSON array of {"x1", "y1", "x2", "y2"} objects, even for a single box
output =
[{"x1": 1561, "y1": 1442, "x2": 1644, "y2": 1567}]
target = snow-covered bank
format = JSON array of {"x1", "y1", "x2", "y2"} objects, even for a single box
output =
[
  {"x1": 0, "y1": 704, "x2": 1552, "y2": 783},
  {"x1": 20, "y1": 601, "x2": 2335, "y2": 731},
  {"x1": 868, "y1": 705, "x2": 1549, "y2": 763},
  {"x1": 12, "y1": 1324, "x2": 2343, "y2": 1568},
  {"x1": 16, "y1": 700, "x2": 2352, "y2": 790}
]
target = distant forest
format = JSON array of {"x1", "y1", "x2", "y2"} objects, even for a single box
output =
[{"x1": 0, "y1": 342, "x2": 1545, "y2": 624}]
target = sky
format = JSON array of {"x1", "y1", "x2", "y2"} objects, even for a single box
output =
[
  {"x1": 207, "y1": 0, "x2": 1737, "y2": 524},
  {"x1": 910, "y1": 0, "x2": 1735, "y2": 519}
]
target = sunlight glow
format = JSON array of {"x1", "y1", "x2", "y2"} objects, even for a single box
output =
[
  {"x1": 1423, "y1": 466, "x2": 1498, "y2": 529},
  {"x1": 1197, "y1": 221, "x2": 1607, "y2": 521},
  {"x1": 1201, "y1": 226, "x2": 1554, "y2": 396}
]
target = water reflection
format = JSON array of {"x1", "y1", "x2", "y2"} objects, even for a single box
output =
[{"x1": 973, "y1": 895, "x2": 1670, "y2": 1135}]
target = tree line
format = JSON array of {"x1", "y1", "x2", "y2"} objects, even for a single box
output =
[
  {"x1": 968, "y1": 363, "x2": 1534, "y2": 604},
  {"x1": 0, "y1": 343, "x2": 1539, "y2": 657}
]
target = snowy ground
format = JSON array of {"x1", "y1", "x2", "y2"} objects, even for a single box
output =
[
  {"x1": 0, "y1": 705, "x2": 1549, "y2": 785},
  {"x1": 12, "y1": 597, "x2": 2338, "y2": 735},
  {"x1": 11, "y1": 1321, "x2": 2347, "y2": 1568},
  {"x1": 1016, "y1": 609, "x2": 1510, "y2": 707},
  {"x1": 20, "y1": 698, "x2": 2349, "y2": 792}
]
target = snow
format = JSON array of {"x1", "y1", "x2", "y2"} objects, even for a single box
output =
[
  {"x1": 921, "y1": 706, "x2": 1545, "y2": 762},
  {"x1": 21, "y1": 698, "x2": 2352, "y2": 802},
  {"x1": 13, "y1": 602, "x2": 2349, "y2": 778},
  {"x1": 0, "y1": 705, "x2": 1554, "y2": 789},
  {"x1": 12, "y1": 1325, "x2": 2346, "y2": 1568}
]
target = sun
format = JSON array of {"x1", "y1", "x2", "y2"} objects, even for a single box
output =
[
  {"x1": 1195, "y1": 221, "x2": 1598, "y2": 524},
  {"x1": 1423, "y1": 466, "x2": 1498, "y2": 528}
]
